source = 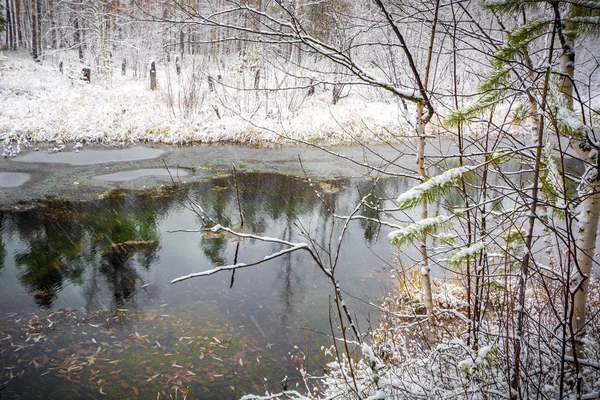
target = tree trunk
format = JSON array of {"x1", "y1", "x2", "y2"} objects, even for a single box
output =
[
  {"x1": 572, "y1": 181, "x2": 600, "y2": 347},
  {"x1": 416, "y1": 0, "x2": 440, "y2": 322},
  {"x1": 74, "y1": 12, "x2": 83, "y2": 62},
  {"x1": 15, "y1": 0, "x2": 22, "y2": 46},
  {"x1": 179, "y1": 28, "x2": 184, "y2": 59},
  {"x1": 48, "y1": 0, "x2": 57, "y2": 49},
  {"x1": 559, "y1": 15, "x2": 575, "y2": 108},
  {"x1": 511, "y1": 22, "x2": 557, "y2": 396},
  {"x1": 31, "y1": 0, "x2": 39, "y2": 61},
  {"x1": 416, "y1": 102, "x2": 435, "y2": 320},
  {"x1": 36, "y1": 0, "x2": 41, "y2": 54},
  {"x1": 6, "y1": 0, "x2": 15, "y2": 50},
  {"x1": 82, "y1": 66, "x2": 91, "y2": 83},
  {"x1": 150, "y1": 61, "x2": 157, "y2": 90},
  {"x1": 553, "y1": 4, "x2": 600, "y2": 354}
]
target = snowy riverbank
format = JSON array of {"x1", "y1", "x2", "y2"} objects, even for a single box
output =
[{"x1": 1, "y1": 51, "x2": 409, "y2": 148}]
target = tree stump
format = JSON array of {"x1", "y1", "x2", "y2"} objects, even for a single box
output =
[
  {"x1": 82, "y1": 67, "x2": 91, "y2": 83},
  {"x1": 150, "y1": 61, "x2": 157, "y2": 90},
  {"x1": 59, "y1": 60, "x2": 63, "y2": 74},
  {"x1": 122, "y1": 59, "x2": 127, "y2": 76},
  {"x1": 307, "y1": 79, "x2": 315, "y2": 96}
]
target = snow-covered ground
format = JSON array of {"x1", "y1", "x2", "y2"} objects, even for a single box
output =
[{"x1": 0, "y1": 51, "x2": 409, "y2": 148}]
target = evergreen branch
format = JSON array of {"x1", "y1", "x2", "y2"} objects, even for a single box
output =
[
  {"x1": 394, "y1": 166, "x2": 475, "y2": 210},
  {"x1": 540, "y1": 143, "x2": 568, "y2": 219},
  {"x1": 388, "y1": 215, "x2": 452, "y2": 247},
  {"x1": 483, "y1": 0, "x2": 544, "y2": 13},
  {"x1": 448, "y1": 241, "x2": 487, "y2": 267},
  {"x1": 446, "y1": 89, "x2": 506, "y2": 127},
  {"x1": 551, "y1": 81, "x2": 590, "y2": 138}
]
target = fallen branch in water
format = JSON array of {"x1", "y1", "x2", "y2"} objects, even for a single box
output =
[{"x1": 170, "y1": 224, "x2": 319, "y2": 284}]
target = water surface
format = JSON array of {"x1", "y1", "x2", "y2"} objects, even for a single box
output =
[
  {"x1": 0, "y1": 172, "x2": 402, "y2": 399},
  {"x1": 92, "y1": 168, "x2": 191, "y2": 182}
]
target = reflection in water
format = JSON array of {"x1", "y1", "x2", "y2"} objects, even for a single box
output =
[
  {"x1": 0, "y1": 216, "x2": 5, "y2": 273},
  {"x1": 93, "y1": 168, "x2": 190, "y2": 182},
  {"x1": 100, "y1": 245, "x2": 141, "y2": 307},
  {"x1": 201, "y1": 232, "x2": 228, "y2": 266},
  {"x1": 0, "y1": 174, "x2": 413, "y2": 315},
  {"x1": 11, "y1": 201, "x2": 87, "y2": 308},
  {"x1": 0, "y1": 172, "x2": 403, "y2": 399},
  {"x1": 7, "y1": 192, "x2": 168, "y2": 310}
]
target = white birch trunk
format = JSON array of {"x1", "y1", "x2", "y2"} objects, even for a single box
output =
[
  {"x1": 558, "y1": 12, "x2": 600, "y2": 352},
  {"x1": 573, "y1": 181, "x2": 600, "y2": 342},
  {"x1": 416, "y1": 102, "x2": 435, "y2": 320}
]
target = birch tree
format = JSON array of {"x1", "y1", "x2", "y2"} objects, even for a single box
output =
[{"x1": 443, "y1": 1, "x2": 600, "y2": 397}]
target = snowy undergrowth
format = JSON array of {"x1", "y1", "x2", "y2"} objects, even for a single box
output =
[
  {"x1": 0, "y1": 51, "x2": 409, "y2": 147},
  {"x1": 244, "y1": 272, "x2": 600, "y2": 400}
]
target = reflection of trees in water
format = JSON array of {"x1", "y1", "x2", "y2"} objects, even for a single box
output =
[
  {"x1": 5, "y1": 173, "x2": 406, "y2": 312},
  {"x1": 11, "y1": 201, "x2": 87, "y2": 308},
  {"x1": 191, "y1": 173, "x2": 331, "y2": 329},
  {"x1": 201, "y1": 234, "x2": 227, "y2": 266},
  {"x1": 99, "y1": 248, "x2": 140, "y2": 307},
  {"x1": 0, "y1": 215, "x2": 5, "y2": 274},
  {"x1": 198, "y1": 173, "x2": 343, "y2": 327},
  {"x1": 359, "y1": 193, "x2": 383, "y2": 245},
  {"x1": 276, "y1": 226, "x2": 303, "y2": 327},
  {"x1": 82, "y1": 193, "x2": 166, "y2": 310},
  {"x1": 86, "y1": 194, "x2": 163, "y2": 308},
  {"x1": 8, "y1": 192, "x2": 170, "y2": 310},
  {"x1": 192, "y1": 178, "x2": 234, "y2": 266},
  {"x1": 195, "y1": 173, "x2": 324, "y2": 271}
]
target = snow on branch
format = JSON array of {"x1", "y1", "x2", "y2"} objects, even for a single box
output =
[
  {"x1": 198, "y1": 3, "x2": 425, "y2": 104},
  {"x1": 447, "y1": 241, "x2": 487, "y2": 267},
  {"x1": 568, "y1": 0, "x2": 600, "y2": 10},
  {"x1": 394, "y1": 166, "x2": 475, "y2": 210},
  {"x1": 388, "y1": 215, "x2": 452, "y2": 247},
  {"x1": 551, "y1": 83, "x2": 590, "y2": 139},
  {"x1": 240, "y1": 391, "x2": 312, "y2": 400},
  {"x1": 170, "y1": 224, "x2": 312, "y2": 284}
]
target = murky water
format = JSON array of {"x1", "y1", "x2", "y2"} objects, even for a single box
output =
[{"x1": 0, "y1": 172, "x2": 408, "y2": 399}]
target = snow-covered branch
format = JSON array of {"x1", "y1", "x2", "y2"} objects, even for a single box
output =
[{"x1": 170, "y1": 224, "x2": 314, "y2": 284}]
